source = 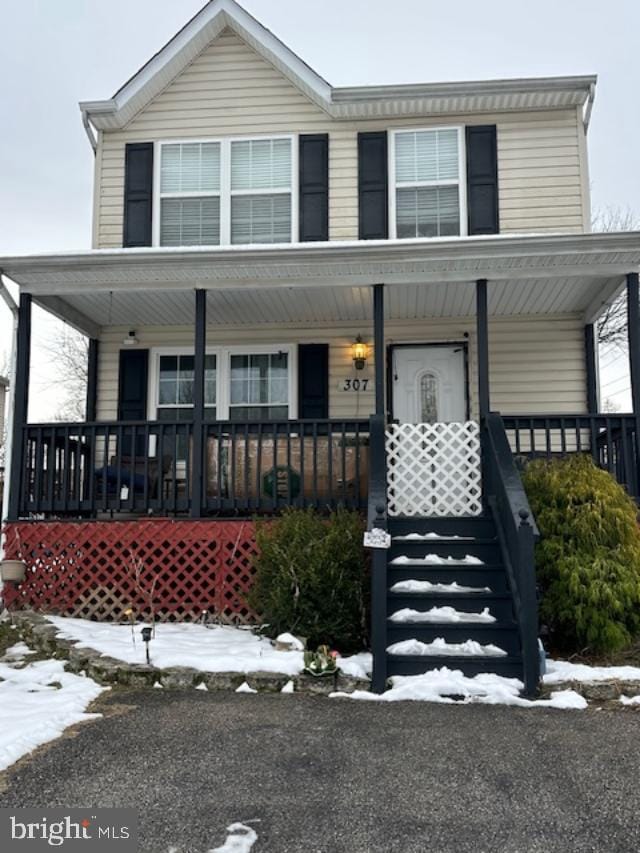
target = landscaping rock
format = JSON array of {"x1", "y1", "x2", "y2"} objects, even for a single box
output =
[
  {"x1": 159, "y1": 668, "x2": 199, "y2": 690},
  {"x1": 245, "y1": 671, "x2": 290, "y2": 692}
]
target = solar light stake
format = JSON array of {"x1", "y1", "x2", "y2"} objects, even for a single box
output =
[{"x1": 141, "y1": 625, "x2": 153, "y2": 664}]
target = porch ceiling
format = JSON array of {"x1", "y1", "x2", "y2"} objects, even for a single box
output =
[{"x1": 1, "y1": 233, "x2": 638, "y2": 333}]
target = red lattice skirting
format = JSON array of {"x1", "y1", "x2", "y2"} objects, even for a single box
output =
[{"x1": 2, "y1": 520, "x2": 258, "y2": 623}]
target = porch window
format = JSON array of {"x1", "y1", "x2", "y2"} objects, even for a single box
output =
[
  {"x1": 157, "y1": 354, "x2": 217, "y2": 421},
  {"x1": 229, "y1": 352, "x2": 289, "y2": 421},
  {"x1": 393, "y1": 128, "x2": 464, "y2": 239},
  {"x1": 230, "y1": 139, "x2": 293, "y2": 244},
  {"x1": 159, "y1": 143, "x2": 221, "y2": 246}
]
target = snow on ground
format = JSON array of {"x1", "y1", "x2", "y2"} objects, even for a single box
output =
[
  {"x1": 544, "y1": 659, "x2": 640, "y2": 685},
  {"x1": 48, "y1": 617, "x2": 305, "y2": 676},
  {"x1": 236, "y1": 681, "x2": 257, "y2": 694},
  {"x1": 389, "y1": 606, "x2": 495, "y2": 624},
  {"x1": 620, "y1": 695, "x2": 640, "y2": 706},
  {"x1": 336, "y1": 652, "x2": 372, "y2": 679},
  {"x1": 390, "y1": 579, "x2": 491, "y2": 594},
  {"x1": 387, "y1": 638, "x2": 507, "y2": 657},
  {"x1": 2, "y1": 641, "x2": 33, "y2": 660},
  {"x1": 210, "y1": 822, "x2": 259, "y2": 853},
  {"x1": 331, "y1": 667, "x2": 587, "y2": 710},
  {"x1": 0, "y1": 646, "x2": 106, "y2": 771},
  {"x1": 394, "y1": 532, "x2": 472, "y2": 541},
  {"x1": 46, "y1": 617, "x2": 367, "y2": 678},
  {"x1": 391, "y1": 554, "x2": 484, "y2": 565}
]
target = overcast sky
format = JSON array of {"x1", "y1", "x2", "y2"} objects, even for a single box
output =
[{"x1": 0, "y1": 0, "x2": 638, "y2": 417}]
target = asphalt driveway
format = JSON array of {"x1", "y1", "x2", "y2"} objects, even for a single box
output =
[{"x1": 1, "y1": 689, "x2": 638, "y2": 852}]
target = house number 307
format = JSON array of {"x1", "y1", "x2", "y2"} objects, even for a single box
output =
[{"x1": 342, "y1": 378, "x2": 369, "y2": 391}]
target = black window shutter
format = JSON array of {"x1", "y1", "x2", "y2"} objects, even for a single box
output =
[
  {"x1": 118, "y1": 349, "x2": 148, "y2": 457},
  {"x1": 466, "y1": 126, "x2": 499, "y2": 235},
  {"x1": 299, "y1": 134, "x2": 329, "y2": 241},
  {"x1": 298, "y1": 344, "x2": 329, "y2": 419},
  {"x1": 358, "y1": 131, "x2": 388, "y2": 240},
  {"x1": 123, "y1": 143, "x2": 154, "y2": 247}
]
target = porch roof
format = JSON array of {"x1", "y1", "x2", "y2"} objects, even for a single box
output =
[{"x1": 1, "y1": 232, "x2": 639, "y2": 336}]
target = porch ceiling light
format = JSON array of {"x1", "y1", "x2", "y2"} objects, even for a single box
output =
[{"x1": 352, "y1": 336, "x2": 368, "y2": 371}]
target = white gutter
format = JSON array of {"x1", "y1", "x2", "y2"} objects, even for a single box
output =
[
  {"x1": 0, "y1": 273, "x2": 19, "y2": 551},
  {"x1": 81, "y1": 109, "x2": 97, "y2": 154},
  {"x1": 583, "y1": 81, "x2": 596, "y2": 132}
]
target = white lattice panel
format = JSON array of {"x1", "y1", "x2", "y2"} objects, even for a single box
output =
[{"x1": 386, "y1": 421, "x2": 482, "y2": 517}]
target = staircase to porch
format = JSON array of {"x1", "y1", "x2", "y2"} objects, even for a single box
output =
[
  {"x1": 368, "y1": 411, "x2": 541, "y2": 696},
  {"x1": 384, "y1": 515, "x2": 523, "y2": 680}
]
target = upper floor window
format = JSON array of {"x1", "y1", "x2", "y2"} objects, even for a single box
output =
[
  {"x1": 391, "y1": 128, "x2": 466, "y2": 239},
  {"x1": 156, "y1": 136, "x2": 295, "y2": 247}
]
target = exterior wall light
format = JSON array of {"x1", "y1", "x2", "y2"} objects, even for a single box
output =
[
  {"x1": 352, "y1": 336, "x2": 368, "y2": 370},
  {"x1": 123, "y1": 330, "x2": 138, "y2": 346}
]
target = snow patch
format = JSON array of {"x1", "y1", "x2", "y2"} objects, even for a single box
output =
[
  {"x1": 0, "y1": 656, "x2": 107, "y2": 772},
  {"x1": 391, "y1": 554, "x2": 484, "y2": 565},
  {"x1": 390, "y1": 579, "x2": 490, "y2": 594},
  {"x1": 387, "y1": 638, "x2": 507, "y2": 657},
  {"x1": 395, "y1": 532, "x2": 472, "y2": 541},
  {"x1": 336, "y1": 652, "x2": 372, "y2": 679},
  {"x1": 331, "y1": 667, "x2": 586, "y2": 709},
  {"x1": 210, "y1": 822, "x2": 259, "y2": 853},
  {"x1": 235, "y1": 682, "x2": 257, "y2": 694},
  {"x1": 620, "y1": 694, "x2": 640, "y2": 706},
  {"x1": 281, "y1": 680, "x2": 295, "y2": 694},
  {"x1": 1, "y1": 641, "x2": 32, "y2": 660},
  {"x1": 389, "y1": 606, "x2": 495, "y2": 624},
  {"x1": 195, "y1": 682, "x2": 209, "y2": 692},
  {"x1": 47, "y1": 617, "x2": 304, "y2": 676},
  {"x1": 275, "y1": 632, "x2": 305, "y2": 651},
  {"x1": 544, "y1": 659, "x2": 640, "y2": 685}
]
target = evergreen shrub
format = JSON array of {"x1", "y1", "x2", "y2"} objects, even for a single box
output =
[
  {"x1": 249, "y1": 508, "x2": 369, "y2": 653},
  {"x1": 522, "y1": 454, "x2": 640, "y2": 654}
]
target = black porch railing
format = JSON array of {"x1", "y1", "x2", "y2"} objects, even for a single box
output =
[
  {"x1": 502, "y1": 414, "x2": 640, "y2": 501},
  {"x1": 19, "y1": 419, "x2": 370, "y2": 518},
  {"x1": 483, "y1": 413, "x2": 540, "y2": 696}
]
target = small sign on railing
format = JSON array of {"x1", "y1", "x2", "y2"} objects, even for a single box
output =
[{"x1": 364, "y1": 528, "x2": 391, "y2": 549}]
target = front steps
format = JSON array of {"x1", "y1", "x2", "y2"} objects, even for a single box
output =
[{"x1": 383, "y1": 514, "x2": 524, "y2": 681}]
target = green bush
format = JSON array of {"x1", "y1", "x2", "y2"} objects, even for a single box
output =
[
  {"x1": 249, "y1": 508, "x2": 369, "y2": 653},
  {"x1": 522, "y1": 454, "x2": 640, "y2": 654}
]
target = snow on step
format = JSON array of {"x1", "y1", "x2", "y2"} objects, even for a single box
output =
[
  {"x1": 390, "y1": 554, "x2": 485, "y2": 566},
  {"x1": 387, "y1": 638, "x2": 508, "y2": 657},
  {"x1": 394, "y1": 532, "x2": 473, "y2": 541},
  {"x1": 389, "y1": 606, "x2": 496, "y2": 624},
  {"x1": 390, "y1": 579, "x2": 491, "y2": 594}
]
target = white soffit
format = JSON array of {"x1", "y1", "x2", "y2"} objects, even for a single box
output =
[
  {"x1": 79, "y1": 0, "x2": 595, "y2": 129},
  {"x1": 32, "y1": 274, "x2": 624, "y2": 332}
]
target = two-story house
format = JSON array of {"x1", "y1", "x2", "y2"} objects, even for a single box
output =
[{"x1": 2, "y1": 0, "x2": 640, "y2": 693}]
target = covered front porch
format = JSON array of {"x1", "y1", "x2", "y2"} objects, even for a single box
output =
[{"x1": 2, "y1": 232, "x2": 640, "y2": 522}]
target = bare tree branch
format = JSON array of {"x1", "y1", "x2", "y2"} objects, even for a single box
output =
[
  {"x1": 592, "y1": 206, "x2": 640, "y2": 347},
  {"x1": 40, "y1": 326, "x2": 89, "y2": 421}
]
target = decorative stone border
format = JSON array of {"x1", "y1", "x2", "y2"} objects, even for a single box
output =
[
  {"x1": 539, "y1": 679, "x2": 640, "y2": 703},
  {"x1": 8, "y1": 611, "x2": 370, "y2": 696}
]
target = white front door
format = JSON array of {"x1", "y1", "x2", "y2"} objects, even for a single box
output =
[{"x1": 392, "y1": 345, "x2": 466, "y2": 424}]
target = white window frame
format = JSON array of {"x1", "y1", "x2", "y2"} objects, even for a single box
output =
[
  {"x1": 388, "y1": 126, "x2": 468, "y2": 240},
  {"x1": 148, "y1": 346, "x2": 222, "y2": 419},
  {"x1": 153, "y1": 135, "x2": 299, "y2": 248},
  {"x1": 148, "y1": 344, "x2": 297, "y2": 422}
]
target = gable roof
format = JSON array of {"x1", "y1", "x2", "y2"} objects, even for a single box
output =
[{"x1": 79, "y1": 0, "x2": 596, "y2": 131}]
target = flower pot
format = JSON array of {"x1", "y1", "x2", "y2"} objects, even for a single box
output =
[
  {"x1": 303, "y1": 667, "x2": 337, "y2": 678},
  {"x1": 1, "y1": 559, "x2": 26, "y2": 584}
]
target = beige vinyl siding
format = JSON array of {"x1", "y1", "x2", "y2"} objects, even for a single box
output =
[
  {"x1": 93, "y1": 30, "x2": 587, "y2": 248},
  {"x1": 96, "y1": 315, "x2": 586, "y2": 421}
]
